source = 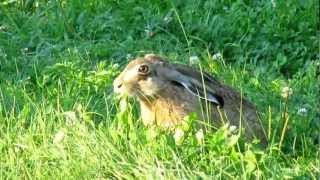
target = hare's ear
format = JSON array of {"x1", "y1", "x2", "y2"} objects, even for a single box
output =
[
  {"x1": 178, "y1": 79, "x2": 224, "y2": 107},
  {"x1": 158, "y1": 64, "x2": 224, "y2": 107},
  {"x1": 184, "y1": 83, "x2": 224, "y2": 107},
  {"x1": 144, "y1": 54, "x2": 165, "y2": 62}
]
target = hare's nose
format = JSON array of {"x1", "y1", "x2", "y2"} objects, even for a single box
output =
[{"x1": 113, "y1": 79, "x2": 123, "y2": 93}]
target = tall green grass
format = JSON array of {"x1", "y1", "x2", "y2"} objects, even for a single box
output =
[{"x1": 0, "y1": 0, "x2": 319, "y2": 178}]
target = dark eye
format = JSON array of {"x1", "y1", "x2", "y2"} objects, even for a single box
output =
[{"x1": 138, "y1": 65, "x2": 149, "y2": 74}]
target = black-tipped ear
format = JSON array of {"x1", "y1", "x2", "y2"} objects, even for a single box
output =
[
  {"x1": 170, "y1": 80, "x2": 224, "y2": 107},
  {"x1": 154, "y1": 59, "x2": 224, "y2": 107},
  {"x1": 187, "y1": 82, "x2": 224, "y2": 107},
  {"x1": 212, "y1": 94, "x2": 224, "y2": 108}
]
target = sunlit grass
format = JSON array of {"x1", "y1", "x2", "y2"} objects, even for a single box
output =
[{"x1": 0, "y1": 0, "x2": 319, "y2": 179}]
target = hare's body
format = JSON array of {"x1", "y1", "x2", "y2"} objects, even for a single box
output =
[
  {"x1": 114, "y1": 54, "x2": 268, "y2": 146},
  {"x1": 139, "y1": 83, "x2": 201, "y2": 128}
]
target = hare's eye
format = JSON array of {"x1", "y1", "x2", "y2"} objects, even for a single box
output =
[{"x1": 138, "y1": 65, "x2": 149, "y2": 74}]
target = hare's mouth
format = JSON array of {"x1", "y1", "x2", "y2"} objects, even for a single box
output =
[
  {"x1": 113, "y1": 80, "x2": 131, "y2": 96},
  {"x1": 113, "y1": 84, "x2": 139, "y2": 98}
]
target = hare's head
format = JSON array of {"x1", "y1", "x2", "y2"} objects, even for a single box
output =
[
  {"x1": 113, "y1": 54, "x2": 224, "y2": 106},
  {"x1": 113, "y1": 54, "x2": 167, "y2": 98}
]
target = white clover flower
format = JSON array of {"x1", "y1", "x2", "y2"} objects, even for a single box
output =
[
  {"x1": 64, "y1": 111, "x2": 77, "y2": 126},
  {"x1": 145, "y1": 29, "x2": 150, "y2": 33},
  {"x1": 53, "y1": 130, "x2": 66, "y2": 144},
  {"x1": 0, "y1": 25, "x2": 6, "y2": 31},
  {"x1": 281, "y1": 86, "x2": 293, "y2": 98},
  {"x1": 195, "y1": 129, "x2": 204, "y2": 145},
  {"x1": 163, "y1": 10, "x2": 173, "y2": 24},
  {"x1": 212, "y1": 53, "x2": 222, "y2": 60},
  {"x1": 297, "y1": 107, "x2": 308, "y2": 116},
  {"x1": 126, "y1": 54, "x2": 132, "y2": 60},
  {"x1": 164, "y1": 13, "x2": 172, "y2": 23},
  {"x1": 164, "y1": 16, "x2": 170, "y2": 22},
  {"x1": 189, "y1": 55, "x2": 200, "y2": 65},
  {"x1": 13, "y1": 143, "x2": 28, "y2": 153},
  {"x1": 0, "y1": 48, "x2": 7, "y2": 58},
  {"x1": 174, "y1": 128, "x2": 185, "y2": 145},
  {"x1": 229, "y1": 125, "x2": 237, "y2": 133},
  {"x1": 112, "y1": 63, "x2": 119, "y2": 68},
  {"x1": 271, "y1": 0, "x2": 276, "y2": 7},
  {"x1": 145, "y1": 28, "x2": 155, "y2": 37}
]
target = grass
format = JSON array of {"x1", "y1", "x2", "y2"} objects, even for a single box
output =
[{"x1": 0, "y1": 0, "x2": 319, "y2": 179}]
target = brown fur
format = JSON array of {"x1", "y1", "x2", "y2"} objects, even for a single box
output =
[{"x1": 113, "y1": 54, "x2": 268, "y2": 146}]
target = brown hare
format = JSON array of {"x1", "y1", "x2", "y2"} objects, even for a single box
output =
[{"x1": 113, "y1": 54, "x2": 268, "y2": 146}]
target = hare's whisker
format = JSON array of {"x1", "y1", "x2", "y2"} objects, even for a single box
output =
[{"x1": 136, "y1": 89, "x2": 153, "y2": 105}]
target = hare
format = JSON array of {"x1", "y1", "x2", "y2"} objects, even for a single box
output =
[{"x1": 113, "y1": 54, "x2": 268, "y2": 146}]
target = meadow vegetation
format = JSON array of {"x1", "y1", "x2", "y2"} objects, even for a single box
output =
[{"x1": 0, "y1": 0, "x2": 319, "y2": 178}]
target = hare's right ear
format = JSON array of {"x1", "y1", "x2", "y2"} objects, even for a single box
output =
[{"x1": 157, "y1": 63, "x2": 224, "y2": 107}]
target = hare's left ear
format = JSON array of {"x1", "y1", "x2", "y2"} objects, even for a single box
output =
[
  {"x1": 156, "y1": 62, "x2": 224, "y2": 107},
  {"x1": 144, "y1": 54, "x2": 165, "y2": 62}
]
